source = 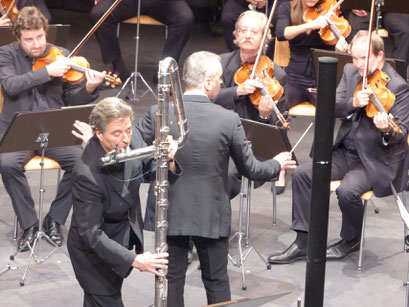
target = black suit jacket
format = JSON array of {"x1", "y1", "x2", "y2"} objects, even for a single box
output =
[
  {"x1": 214, "y1": 49, "x2": 288, "y2": 122},
  {"x1": 137, "y1": 94, "x2": 281, "y2": 238},
  {"x1": 67, "y1": 130, "x2": 156, "y2": 296},
  {"x1": 334, "y1": 63, "x2": 409, "y2": 196},
  {"x1": 0, "y1": 43, "x2": 98, "y2": 136}
]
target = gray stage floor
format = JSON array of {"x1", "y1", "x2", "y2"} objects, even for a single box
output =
[{"x1": 1, "y1": 8, "x2": 409, "y2": 307}]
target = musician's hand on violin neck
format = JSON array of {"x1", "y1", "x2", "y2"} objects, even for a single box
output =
[
  {"x1": 374, "y1": 112, "x2": 393, "y2": 133},
  {"x1": 46, "y1": 56, "x2": 72, "y2": 78},
  {"x1": 85, "y1": 70, "x2": 105, "y2": 93},
  {"x1": 236, "y1": 78, "x2": 262, "y2": 96},
  {"x1": 353, "y1": 89, "x2": 372, "y2": 108}
]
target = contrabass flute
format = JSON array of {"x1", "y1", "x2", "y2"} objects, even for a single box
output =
[{"x1": 100, "y1": 57, "x2": 189, "y2": 307}]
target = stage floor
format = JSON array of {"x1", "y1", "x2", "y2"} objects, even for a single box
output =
[{"x1": 0, "y1": 8, "x2": 408, "y2": 307}]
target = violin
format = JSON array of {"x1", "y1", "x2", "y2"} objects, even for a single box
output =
[
  {"x1": 0, "y1": 0, "x2": 18, "y2": 21},
  {"x1": 33, "y1": 46, "x2": 122, "y2": 87},
  {"x1": 303, "y1": 0, "x2": 350, "y2": 47},
  {"x1": 353, "y1": 0, "x2": 402, "y2": 135},
  {"x1": 234, "y1": 55, "x2": 284, "y2": 103},
  {"x1": 233, "y1": 0, "x2": 290, "y2": 130}
]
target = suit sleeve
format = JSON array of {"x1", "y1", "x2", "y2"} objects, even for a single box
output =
[
  {"x1": 72, "y1": 172, "x2": 136, "y2": 278},
  {"x1": 229, "y1": 113, "x2": 282, "y2": 180},
  {"x1": 0, "y1": 46, "x2": 52, "y2": 96}
]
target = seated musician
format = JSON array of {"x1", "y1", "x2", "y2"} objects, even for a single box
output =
[
  {"x1": 345, "y1": 9, "x2": 409, "y2": 75},
  {"x1": 90, "y1": 0, "x2": 194, "y2": 83},
  {"x1": 267, "y1": 30, "x2": 409, "y2": 264},
  {"x1": 0, "y1": 7, "x2": 104, "y2": 251},
  {"x1": 274, "y1": 0, "x2": 348, "y2": 110},
  {"x1": 214, "y1": 9, "x2": 288, "y2": 196}
]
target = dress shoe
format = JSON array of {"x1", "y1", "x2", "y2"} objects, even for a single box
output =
[
  {"x1": 42, "y1": 217, "x2": 63, "y2": 247},
  {"x1": 18, "y1": 224, "x2": 39, "y2": 252},
  {"x1": 326, "y1": 239, "x2": 360, "y2": 260},
  {"x1": 267, "y1": 242, "x2": 306, "y2": 264}
]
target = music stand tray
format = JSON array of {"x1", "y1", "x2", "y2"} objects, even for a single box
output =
[{"x1": 0, "y1": 104, "x2": 95, "y2": 153}]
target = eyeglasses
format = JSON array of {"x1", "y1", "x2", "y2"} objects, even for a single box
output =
[{"x1": 237, "y1": 27, "x2": 261, "y2": 36}]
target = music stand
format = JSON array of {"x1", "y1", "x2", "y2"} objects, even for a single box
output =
[
  {"x1": 115, "y1": 0, "x2": 157, "y2": 102},
  {"x1": 0, "y1": 104, "x2": 94, "y2": 286},
  {"x1": 228, "y1": 119, "x2": 292, "y2": 290}
]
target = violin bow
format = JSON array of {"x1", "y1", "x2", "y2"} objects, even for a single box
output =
[
  {"x1": 69, "y1": 0, "x2": 123, "y2": 58},
  {"x1": 362, "y1": 0, "x2": 377, "y2": 90},
  {"x1": 249, "y1": 0, "x2": 280, "y2": 80}
]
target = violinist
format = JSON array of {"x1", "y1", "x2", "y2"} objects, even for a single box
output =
[
  {"x1": 267, "y1": 30, "x2": 409, "y2": 264},
  {"x1": 345, "y1": 9, "x2": 409, "y2": 74},
  {"x1": 0, "y1": 7, "x2": 104, "y2": 251},
  {"x1": 274, "y1": 0, "x2": 349, "y2": 110},
  {"x1": 214, "y1": 10, "x2": 288, "y2": 198},
  {"x1": 215, "y1": 10, "x2": 287, "y2": 124}
]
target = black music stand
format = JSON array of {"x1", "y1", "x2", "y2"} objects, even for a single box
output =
[
  {"x1": 228, "y1": 119, "x2": 292, "y2": 290},
  {"x1": 0, "y1": 104, "x2": 94, "y2": 286}
]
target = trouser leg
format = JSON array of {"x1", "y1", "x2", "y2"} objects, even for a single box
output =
[
  {"x1": 43, "y1": 145, "x2": 83, "y2": 225},
  {"x1": 0, "y1": 151, "x2": 37, "y2": 230},
  {"x1": 166, "y1": 235, "x2": 190, "y2": 307},
  {"x1": 193, "y1": 236, "x2": 231, "y2": 305}
]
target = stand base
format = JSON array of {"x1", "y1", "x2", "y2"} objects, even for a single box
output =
[
  {"x1": 228, "y1": 231, "x2": 270, "y2": 291},
  {"x1": 116, "y1": 72, "x2": 157, "y2": 103},
  {"x1": 10, "y1": 230, "x2": 67, "y2": 286}
]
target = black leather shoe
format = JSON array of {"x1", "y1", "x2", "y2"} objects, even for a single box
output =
[
  {"x1": 326, "y1": 239, "x2": 360, "y2": 260},
  {"x1": 267, "y1": 242, "x2": 306, "y2": 264},
  {"x1": 43, "y1": 217, "x2": 63, "y2": 247},
  {"x1": 18, "y1": 224, "x2": 39, "y2": 252}
]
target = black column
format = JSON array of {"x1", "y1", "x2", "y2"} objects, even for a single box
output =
[{"x1": 304, "y1": 57, "x2": 338, "y2": 307}]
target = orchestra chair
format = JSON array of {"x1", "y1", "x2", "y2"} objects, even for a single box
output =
[
  {"x1": 273, "y1": 38, "x2": 316, "y2": 117},
  {"x1": 330, "y1": 180, "x2": 375, "y2": 270},
  {"x1": 0, "y1": 85, "x2": 62, "y2": 241}
]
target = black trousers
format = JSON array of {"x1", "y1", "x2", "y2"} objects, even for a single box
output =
[
  {"x1": 17, "y1": 0, "x2": 52, "y2": 21},
  {"x1": 167, "y1": 235, "x2": 231, "y2": 307},
  {"x1": 0, "y1": 145, "x2": 83, "y2": 230},
  {"x1": 345, "y1": 11, "x2": 409, "y2": 67},
  {"x1": 83, "y1": 292, "x2": 123, "y2": 307},
  {"x1": 284, "y1": 74, "x2": 317, "y2": 110},
  {"x1": 90, "y1": 0, "x2": 194, "y2": 65},
  {"x1": 291, "y1": 147, "x2": 372, "y2": 241}
]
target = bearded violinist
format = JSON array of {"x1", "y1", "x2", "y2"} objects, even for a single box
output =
[
  {"x1": 214, "y1": 10, "x2": 288, "y2": 198},
  {"x1": 267, "y1": 30, "x2": 409, "y2": 264},
  {"x1": 0, "y1": 7, "x2": 104, "y2": 251}
]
